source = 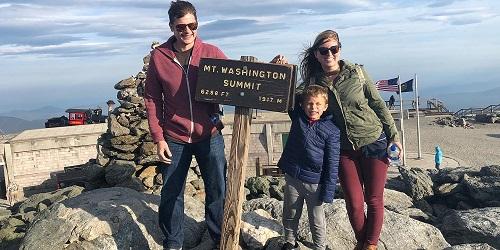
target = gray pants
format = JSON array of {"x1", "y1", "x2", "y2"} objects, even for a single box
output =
[{"x1": 282, "y1": 174, "x2": 327, "y2": 250}]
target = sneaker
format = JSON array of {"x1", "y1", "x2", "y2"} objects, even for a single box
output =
[{"x1": 281, "y1": 241, "x2": 300, "y2": 250}]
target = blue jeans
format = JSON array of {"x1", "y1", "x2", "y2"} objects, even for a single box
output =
[{"x1": 159, "y1": 132, "x2": 227, "y2": 249}]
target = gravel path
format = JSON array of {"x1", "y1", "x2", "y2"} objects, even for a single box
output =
[{"x1": 400, "y1": 116, "x2": 500, "y2": 167}]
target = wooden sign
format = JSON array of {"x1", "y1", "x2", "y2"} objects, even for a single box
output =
[{"x1": 195, "y1": 58, "x2": 297, "y2": 112}]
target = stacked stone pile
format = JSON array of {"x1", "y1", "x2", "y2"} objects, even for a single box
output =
[
  {"x1": 84, "y1": 43, "x2": 206, "y2": 201},
  {"x1": 475, "y1": 113, "x2": 499, "y2": 123}
]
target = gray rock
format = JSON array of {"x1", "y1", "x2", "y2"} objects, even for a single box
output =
[
  {"x1": 115, "y1": 177, "x2": 146, "y2": 192},
  {"x1": 117, "y1": 113, "x2": 130, "y2": 127},
  {"x1": 110, "y1": 135, "x2": 139, "y2": 145},
  {"x1": 128, "y1": 96, "x2": 144, "y2": 104},
  {"x1": 140, "y1": 142, "x2": 156, "y2": 156},
  {"x1": 441, "y1": 207, "x2": 500, "y2": 249},
  {"x1": 243, "y1": 198, "x2": 283, "y2": 219},
  {"x1": 83, "y1": 163, "x2": 105, "y2": 182},
  {"x1": 241, "y1": 209, "x2": 282, "y2": 249},
  {"x1": 383, "y1": 189, "x2": 414, "y2": 212},
  {"x1": 118, "y1": 100, "x2": 138, "y2": 109},
  {"x1": 136, "y1": 154, "x2": 161, "y2": 166},
  {"x1": 435, "y1": 183, "x2": 463, "y2": 195},
  {"x1": 114, "y1": 152, "x2": 136, "y2": 161},
  {"x1": 435, "y1": 166, "x2": 481, "y2": 184},
  {"x1": 444, "y1": 243, "x2": 496, "y2": 250},
  {"x1": 110, "y1": 143, "x2": 138, "y2": 153},
  {"x1": 17, "y1": 186, "x2": 84, "y2": 214},
  {"x1": 462, "y1": 174, "x2": 500, "y2": 207},
  {"x1": 398, "y1": 167, "x2": 434, "y2": 200},
  {"x1": 250, "y1": 198, "x2": 449, "y2": 250},
  {"x1": 479, "y1": 165, "x2": 500, "y2": 177},
  {"x1": 20, "y1": 187, "x2": 206, "y2": 250},
  {"x1": 186, "y1": 168, "x2": 199, "y2": 183},
  {"x1": 104, "y1": 160, "x2": 136, "y2": 185},
  {"x1": 108, "y1": 114, "x2": 130, "y2": 137},
  {"x1": 114, "y1": 76, "x2": 136, "y2": 90},
  {"x1": 191, "y1": 179, "x2": 204, "y2": 190},
  {"x1": 96, "y1": 152, "x2": 110, "y2": 166},
  {"x1": 246, "y1": 177, "x2": 271, "y2": 198},
  {"x1": 0, "y1": 207, "x2": 12, "y2": 220}
]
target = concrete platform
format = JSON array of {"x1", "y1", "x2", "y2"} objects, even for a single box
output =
[{"x1": 387, "y1": 151, "x2": 462, "y2": 177}]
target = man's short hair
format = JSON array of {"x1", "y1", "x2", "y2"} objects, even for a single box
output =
[
  {"x1": 302, "y1": 84, "x2": 328, "y2": 103},
  {"x1": 168, "y1": 0, "x2": 197, "y2": 24}
]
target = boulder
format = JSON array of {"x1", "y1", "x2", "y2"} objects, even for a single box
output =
[
  {"x1": 245, "y1": 177, "x2": 271, "y2": 198},
  {"x1": 20, "y1": 187, "x2": 206, "y2": 250},
  {"x1": 478, "y1": 165, "x2": 500, "y2": 177},
  {"x1": 444, "y1": 243, "x2": 496, "y2": 250},
  {"x1": 249, "y1": 198, "x2": 449, "y2": 250},
  {"x1": 441, "y1": 207, "x2": 500, "y2": 249},
  {"x1": 398, "y1": 167, "x2": 434, "y2": 200},
  {"x1": 434, "y1": 166, "x2": 481, "y2": 184},
  {"x1": 16, "y1": 186, "x2": 84, "y2": 214},
  {"x1": 240, "y1": 209, "x2": 282, "y2": 249},
  {"x1": 104, "y1": 160, "x2": 136, "y2": 185},
  {"x1": 462, "y1": 174, "x2": 500, "y2": 207},
  {"x1": 114, "y1": 76, "x2": 137, "y2": 90},
  {"x1": 108, "y1": 114, "x2": 130, "y2": 137}
]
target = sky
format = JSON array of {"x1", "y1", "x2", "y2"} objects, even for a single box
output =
[{"x1": 1, "y1": 0, "x2": 499, "y2": 114}]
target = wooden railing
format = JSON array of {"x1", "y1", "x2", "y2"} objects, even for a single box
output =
[{"x1": 453, "y1": 104, "x2": 500, "y2": 117}]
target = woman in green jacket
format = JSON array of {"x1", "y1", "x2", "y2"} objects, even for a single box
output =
[{"x1": 274, "y1": 30, "x2": 402, "y2": 250}]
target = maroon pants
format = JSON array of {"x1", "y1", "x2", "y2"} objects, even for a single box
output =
[{"x1": 339, "y1": 149, "x2": 388, "y2": 245}]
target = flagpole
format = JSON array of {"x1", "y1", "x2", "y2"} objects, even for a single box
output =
[
  {"x1": 414, "y1": 74, "x2": 422, "y2": 159},
  {"x1": 397, "y1": 76, "x2": 406, "y2": 166}
]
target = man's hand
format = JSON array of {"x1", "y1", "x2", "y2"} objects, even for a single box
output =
[
  {"x1": 156, "y1": 140, "x2": 172, "y2": 164},
  {"x1": 270, "y1": 54, "x2": 288, "y2": 64}
]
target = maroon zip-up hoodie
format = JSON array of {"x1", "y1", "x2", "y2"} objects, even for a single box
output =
[{"x1": 144, "y1": 36, "x2": 227, "y2": 144}]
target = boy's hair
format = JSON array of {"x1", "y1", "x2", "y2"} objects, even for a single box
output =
[
  {"x1": 168, "y1": 0, "x2": 197, "y2": 24},
  {"x1": 302, "y1": 84, "x2": 328, "y2": 103}
]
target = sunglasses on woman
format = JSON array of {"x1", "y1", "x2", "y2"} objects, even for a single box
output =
[
  {"x1": 317, "y1": 45, "x2": 340, "y2": 55},
  {"x1": 175, "y1": 22, "x2": 198, "y2": 32}
]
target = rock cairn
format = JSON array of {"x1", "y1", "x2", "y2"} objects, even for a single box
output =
[{"x1": 84, "y1": 42, "x2": 206, "y2": 200}]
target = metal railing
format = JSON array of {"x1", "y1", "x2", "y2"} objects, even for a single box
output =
[{"x1": 453, "y1": 104, "x2": 500, "y2": 117}]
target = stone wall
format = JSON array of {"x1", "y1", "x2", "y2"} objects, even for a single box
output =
[{"x1": 2, "y1": 124, "x2": 107, "y2": 199}]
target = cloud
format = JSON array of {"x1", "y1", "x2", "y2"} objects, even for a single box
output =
[
  {"x1": 412, "y1": 7, "x2": 498, "y2": 25},
  {"x1": 199, "y1": 19, "x2": 288, "y2": 40}
]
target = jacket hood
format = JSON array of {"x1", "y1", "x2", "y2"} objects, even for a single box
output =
[{"x1": 155, "y1": 35, "x2": 204, "y2": 59}]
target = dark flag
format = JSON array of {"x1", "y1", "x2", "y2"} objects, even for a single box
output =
[
  {"x1": 397, "y1": 79, "x2": 414, "y2": 93},
  {"x1": 375, "y1": 78, "x2": 398, "y2": 92}
]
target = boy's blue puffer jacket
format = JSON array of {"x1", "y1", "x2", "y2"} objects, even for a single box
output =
[{"x1": 278, "y1": 108, "x2": 340, "y2": 203}]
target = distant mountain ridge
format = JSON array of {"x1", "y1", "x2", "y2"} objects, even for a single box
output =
[
  {"x1": 0, "y1": 105, "x2": 65, "y2": 121},
  {"x1": 0, "y1": 116, "x2": 45, "y2": 134}
]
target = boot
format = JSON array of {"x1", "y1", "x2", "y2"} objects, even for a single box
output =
[
  {"x1": 363, "y1": 244, "x2": 377, "y2": 250},
  {"x1": 353, "y1": 242, "x2": 363, "y2": 250}
]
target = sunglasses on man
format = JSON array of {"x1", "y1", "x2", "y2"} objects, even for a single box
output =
[
  {"x1": 174, "y1": 22, "x2": 198, "y2": 32},
  {"x1": 317, "y1": 45, "x2": 341, "y2": 55}
]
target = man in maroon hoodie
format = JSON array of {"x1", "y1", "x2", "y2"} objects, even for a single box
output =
[{"x1": 143, "y1": 1, "x2": 227, "y2": 249}]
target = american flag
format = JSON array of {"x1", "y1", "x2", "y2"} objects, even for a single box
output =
[{"x1": 375, "y1": 78, "x2": 399, "y2": 92}]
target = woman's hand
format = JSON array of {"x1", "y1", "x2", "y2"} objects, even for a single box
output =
[
  {"x1": 392, "y1": 141, "x2": 403, "y2": 157},
  {"x1": 270, "y1": 54, "x2": 288, "y2": 64}
]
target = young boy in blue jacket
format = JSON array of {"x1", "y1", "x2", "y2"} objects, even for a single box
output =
[{"x1": 278, "y1": 85, "x2": 340, "y2": 250}]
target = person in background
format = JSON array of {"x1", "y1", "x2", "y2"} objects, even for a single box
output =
[
  {"x1": 435, "y1": 146, "x2": 443, "y2": 170},
  {"x1": 143, "y1": 1, "x2": 227, "y2": 249},
  {"x1": 278, "y1": 85, "x2": 340, "y2": 250},
  {"x1": 273, "y1": 30, "x2": 402, "y2": 250},
  {"x1": 388, "y1": 95, "x2": 395, "y2": 109}
]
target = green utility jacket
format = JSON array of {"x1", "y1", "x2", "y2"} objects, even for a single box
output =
[{"x1": 297, "y1": 60, "x2": 399, "y2": 150}]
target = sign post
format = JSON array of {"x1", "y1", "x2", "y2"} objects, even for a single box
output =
[{"x1": 197, "y1": 56, "x2": 297, "y2": 250}]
